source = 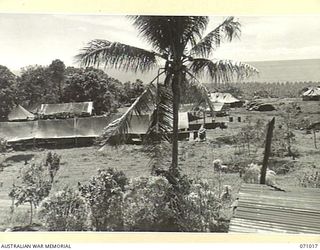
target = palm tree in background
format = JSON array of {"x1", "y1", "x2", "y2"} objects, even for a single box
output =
[{"x1": 76, "y1": 16, "x2": 258, "y2": 177}]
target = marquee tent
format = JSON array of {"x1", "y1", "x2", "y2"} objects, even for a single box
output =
[{"x1": 8, "y1": 105, "x2": 35, "y2": 121}]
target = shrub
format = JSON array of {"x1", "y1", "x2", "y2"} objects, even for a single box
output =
[
  {"x1": 78, "y1": 168, "x2": 128, "y2": 231},
  {"x1": 9, "y1": 162, "x2": 53, "y2": 224},
  {"x1": 299, "y1": 170, "x2": 320, "y2": 188},
  {"x1": 45, "y1": 152, "x2": 61, "y2": 183},
  {"x1": 0, "y1": 138, "x2": 7, "y2": 152},
  {"x1": 176, "y1": 179, "x2": 222, "y2": 232},
  {"x1": 123, "y1": 176, "x2": 175, "y2": 231},
  {"x1": 38, "y1": 187, "x2": 89, "y2": 231}
]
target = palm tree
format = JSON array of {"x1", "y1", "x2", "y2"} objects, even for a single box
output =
[{"x1": 76, "y1": 16, "x2": 258, "y2": 177}]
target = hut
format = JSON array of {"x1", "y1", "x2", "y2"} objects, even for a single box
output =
[{"x1": 302, "y1": 86, "x2": 320, "y2": 101}]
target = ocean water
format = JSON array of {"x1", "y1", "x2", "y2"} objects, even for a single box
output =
[{"x1": 247, "y1": 59, "x2": 320, "y2": 83}]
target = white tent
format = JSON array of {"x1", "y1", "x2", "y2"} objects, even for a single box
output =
[{"x1": 8, "y1": 105, "x2": 35, "y2": 121}]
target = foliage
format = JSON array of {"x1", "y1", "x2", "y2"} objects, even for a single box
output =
[
  {"x1": 123, "y1": 176, "x2": 175, "y2": 231},
  {"x1": 38, "y1": 187, "x2": 89, "y2": 231},
  {"x1": 17, "y1": 65, "x2": 59, "y2": 106},
  {"x1": 176, "y1": 179, "x2": 223, "y2": 232},
  {"x1": 0, "y1": 65, "x2": 17, "y2": 120},
  {"x1": 48, "y1": 59, "x2": 66, "y2": 101},
  {"x1": 234, "y1": 118, "x2": 265, "y2": 156},
  {"x1": 45, "y1": 152, "x2": 61, "y2": 183},
  {"x1": 78, "y1": 168, "x2": 128, "y2": 231},
  {"x1": 119, "y1": 79, "x2": 145, "y2": 105},
  {"x1": 63, "y1": 67, "x2": 123, "y2": 115},
  {"x1": 272, "y1": 104, "x2": 299, "y2": 158},
  {"x1": 0, "y1": 138, "x2": 8, "y2": 153},
  {"x1": 8, "y1": 162, "x2": 53, "y2": 224},
  {"x1": 298, "y1": 169, "x2": 320, "y2": 188}
]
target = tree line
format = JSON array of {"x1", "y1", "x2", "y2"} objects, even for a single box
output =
[
  {"x1": 0, "y1": 59, "x2": 145, "y2": 121},
  {"x1": 208, "y1": 81, "x2": 319, "y2": 99}
]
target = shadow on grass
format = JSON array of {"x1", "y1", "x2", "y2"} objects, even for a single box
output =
[{"x1": 4, "y1": 154, "x2": 35, "y2": 163}]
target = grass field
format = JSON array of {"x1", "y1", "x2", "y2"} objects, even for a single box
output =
[{"x1": 0, "y1": 99, "x2": 319, "y2": 231}]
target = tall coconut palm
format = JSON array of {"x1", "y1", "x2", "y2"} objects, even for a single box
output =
[{"x1": 76, "y1": 16, "x2": 258, "y2": 177}]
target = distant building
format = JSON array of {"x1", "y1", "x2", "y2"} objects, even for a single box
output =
[
  {"x1": 38, "y1": 102, "x2": 93, "y2": 119},
  {"x1": 8, "y1": 105, "x2": 35, "y2": 121},
  {"x1": 302, "y1": 86, "x2": 320, "y2": 101},
  {"x1": 209, "y1": 92, "x2": 244, "y2": 108}
]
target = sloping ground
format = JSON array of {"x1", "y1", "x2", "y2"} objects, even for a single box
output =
[{"x1": 229, "y1": 184, "x2": 320, "y2": 233}]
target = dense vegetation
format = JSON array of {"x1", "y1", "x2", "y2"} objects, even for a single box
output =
[{"x1": 0, "y1": 60, "x2": 145, "y2": 120}]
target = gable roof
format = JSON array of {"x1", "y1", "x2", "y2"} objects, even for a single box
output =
[
  {"x1": 39, "y1": 102, "x2": 93, "y2": 116},
  {"x1": 8, "y1": 105, "x2": 35, "y2": 121},
  {"x1": 209, "y1": 92, "x2": 240, "y2": 104}
]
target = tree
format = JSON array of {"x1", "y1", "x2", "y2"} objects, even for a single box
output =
[
  {"x1": 17, "y1": 65, "x2": 59, "y2": 106},
  {"x1": 63, "y1": 67, "x2": 122, "y2": 114},
  {"x1": 76, "y1": 16, "x2": 258, "y2": 177},
  {"x1": 48, "y1": 59, "x2": 66, "y2": 102},
  {"x1": 0, "y1": 65, "x2": 17, "y2": 121}
]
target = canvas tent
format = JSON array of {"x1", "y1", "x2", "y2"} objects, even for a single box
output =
[
  {"x1": 39, "y1": 101, "x2": 93, "y2": 118},
  {"x1": 8, "y1": 105, "x2": 35, "y2": 121},
  {"x1": 302, "y1": 86, "x2": 320, "y2": 101},
  {"x1": 209, "y1": 92, "x2": 243, "y2": 107}
]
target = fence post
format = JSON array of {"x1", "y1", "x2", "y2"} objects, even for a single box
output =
[{"x1": 260, "y1": 117, "x2": 275, "y2": 184}]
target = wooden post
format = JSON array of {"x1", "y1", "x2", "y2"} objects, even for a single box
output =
[{"x1": 260, "y1": 117, "x2": 275, "y2": 184}]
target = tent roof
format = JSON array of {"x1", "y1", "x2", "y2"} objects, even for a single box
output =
[
  {"x1": 209, "y1": 92, "x2": 240, "y2": 104},
  {"x1": 8, "y1": 105, "x2": 35, "y2": 121},
  {"x1": 302, "y1": 86, "x2": 320, "y2": 97},
  {"x1": 39, "y1": 102, "x2": 93, "y2": 116}
]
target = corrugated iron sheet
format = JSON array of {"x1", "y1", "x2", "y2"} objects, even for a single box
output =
[{"x1": 229, "y1": 183, "x2": 320, "y2": 234}]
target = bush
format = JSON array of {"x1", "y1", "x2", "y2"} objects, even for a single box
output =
[
  {"x1": 176, "y1": 179, "x2": 222, "y2": 232},
  {"x1": 38, "y1": 187, "x2": 89, "y2": 231},
  {"x1": 9, "y1": 162, "x2": 53, "y2": 224},
  {"x1": 0, "y1": 138, "x2": 7, "y2": 153},
  {"x1": 45, "y1": 152, "x2": 61, "y2": 183},
  {"x1": 123, "y1": 176, "x2": 175, "y2": 231},
  {"x1": 299, "y1": 170, "x2": 320, "y2": 188},
  {"x1": 78, "y1": 168, "x2": 128, "y2": 231}
]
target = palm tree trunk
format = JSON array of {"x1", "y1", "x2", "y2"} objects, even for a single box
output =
[{"x1": 170, "y1": 71, "x2": 181, "y2": 177}]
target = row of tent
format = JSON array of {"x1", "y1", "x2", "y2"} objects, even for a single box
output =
[
  {"x1": 8, "y1": 102, "x2": 93, "y2": 121},
  {"x1": 1, "y1": 113, "x2": 189, "y2": 143},
  {"x1": 7, "y1": 92, "x2": 244, "y2": 122}
]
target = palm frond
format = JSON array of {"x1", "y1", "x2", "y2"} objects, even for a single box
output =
[
  {"x1": 129, "y1": 16, "x2": 209, "y2": 54},
  {"x1": 184, "y1": 71, "x2": 215, "y2": 113},
  {"x1": 189, "y1": 16, "x2": 241, "y2": 57},
  {"x1": 189, "y1": 58, "x2": 259, "y2": 84},
  {"x1": 144, "y1": 83, "x2": 173, "y2": 143},
  {"x1": 75, "y1": 39, "x2": 159, "y2": 72},
  {"x1": 99, "y1": 70, "x2": 167, "y2": 146},
  {"x1": 99, "y1": 86, "x2": 155, "y2": 146}
]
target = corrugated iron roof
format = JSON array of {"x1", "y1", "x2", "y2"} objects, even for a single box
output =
[{"x1": 229, "y1": 183, "x2": 320, "y2": 234}]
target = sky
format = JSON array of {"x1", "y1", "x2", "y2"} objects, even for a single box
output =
[{"x1": 0, "y1": 14, "x2": 320, "y2": 81}]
